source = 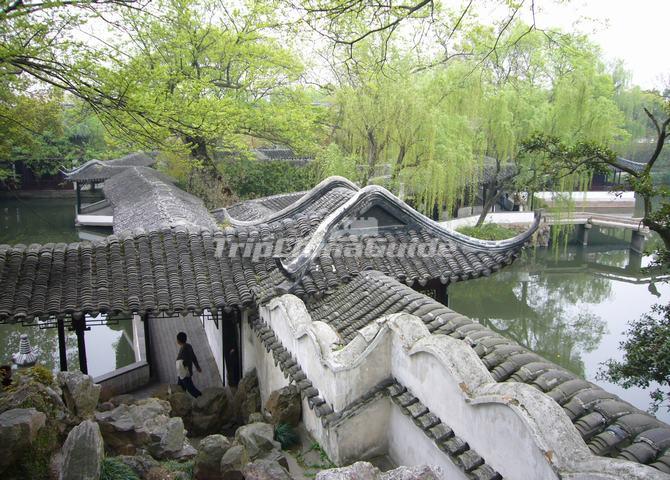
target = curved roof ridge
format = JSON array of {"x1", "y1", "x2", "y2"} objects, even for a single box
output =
[
  {"x1": 215, "y1": 176, "x2": 359, "y2": 226},
  {"x1": 278, "y1": 184, "x2": 541, "y2": 280}
]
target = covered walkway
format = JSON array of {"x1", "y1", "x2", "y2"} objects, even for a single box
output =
[{"x1": 148, "y1": 313, "x2": 222, "y2": 389}]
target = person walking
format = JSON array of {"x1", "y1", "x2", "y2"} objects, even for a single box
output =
[{"x1": 176, "y1": 331, "x2": 202, "y2": 398}]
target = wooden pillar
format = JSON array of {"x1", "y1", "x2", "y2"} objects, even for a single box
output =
[
  {"x1": 72, "y1": 313, "x2": 88, "y2": 374},
  {"x1": 57, "y1": 316, "x2": 68, "y2": 372},
  {"x1": 143, "y1": 313, "x2": 153, "y2": 378},
  {"x1": 434, "y1": 282, "x2": 449, "y2": 307},
  {"x1": 222, "y1": 309, "x2": 241, "y2": 387},
  {"x1": 75, "y1": 182, "x2": 82, "y2": 214}
]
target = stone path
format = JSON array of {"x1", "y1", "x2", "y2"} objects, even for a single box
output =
[{"x1": 148, "y1": 313, "x2": 221, "y2": 390}]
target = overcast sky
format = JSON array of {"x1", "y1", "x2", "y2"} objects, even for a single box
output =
[{"x1": 532, "y1": 0, "x2": 670, "y2": 89}]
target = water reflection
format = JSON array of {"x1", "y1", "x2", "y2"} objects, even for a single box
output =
[{"x1": 450, "y1": 241, "x2": 670, "y2": 422}]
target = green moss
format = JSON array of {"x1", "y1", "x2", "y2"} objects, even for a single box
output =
[
  {"x1": 457, "y1": 223, "x2": 519, "y2": 240},
  {"x1": 3, "y1": 419, "x2": 59, "y2": 480},
  {"x1": 0, "y1": 379, "x2": 66, "y2": 479}
]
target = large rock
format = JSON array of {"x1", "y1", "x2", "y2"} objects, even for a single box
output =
[
  {"x1": 242, "y1": 459, "x2": 292, "y2": 480},
  {"x1": 0, "y1": 408, "x2": 47, "y2": 471},
  {"x1": 169, "y1": 389, "x2": 194, "y2": 418},
  {"x1": 380, "y1": 466, "x2": 441, "y2": 480},
  {"x1": 95, "y1": 398, "x2": 188, "y2": 459},
  {"x1": 232, "y1": 370, "x2": 261, "y2": 422},
  {"x1": 220, "y1": 444, "x2": 248, "y2": 480},
  {"x1": 0, "y1": 378, "x2": 69, "y2": 426},
  {"x1": 316, "y1": 462, "x2": 379, "y2": 480},
  {"x1": 234, "y1": 422, "x2": 280, "y2": 459},
  {"x1": 315, "y1": 462, "x2": 441, "y2": 480},
  {"x1": 194, "y1": 434, "x2": 232, "y2": 480},
  {"x1": 265, "y1": 385, "x2": 301, "y2": 426},
  {"x1": 60, "y1": 420, "x2": 104, "y2": 480},
  {"x1": 191, "y1": 387, "x2": 230, "y2": 436},
  {"x1": 57, "y1": 371, "x2": 101, "y2": 418}
]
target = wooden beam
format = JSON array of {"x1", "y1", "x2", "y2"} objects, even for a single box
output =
[{"x1": 72, "y1": 313, "x2": 88, "y2": 374}]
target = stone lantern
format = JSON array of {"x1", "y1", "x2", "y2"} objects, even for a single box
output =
[{"x1": 12, "y1": 334, "x2": 38, "y2": 367}]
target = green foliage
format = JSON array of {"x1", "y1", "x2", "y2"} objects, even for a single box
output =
[
  {"x1": 457, "y1": 224, "x2": 518, "y2": 240},
  {"x1": 101, "y1": 458, "x2": 141, "y2": 480},
  {"x1": 598, "y1": 302, "x2": 670, "y2": 413},
  {"x1": 94, "y1": 0, "x2": 323, "y2": 174},
  {"x1": 274, "y1": 423, "x2": 300, "y2": 450},
  {"x1": 221, "y1": 157, "x2": 315, "y2": 200}
]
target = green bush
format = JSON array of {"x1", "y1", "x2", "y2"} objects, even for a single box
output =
[
  {"x1": 457, "y1": 223, "x2": 518, "y2": 240},
  {"x1": 100, "y1": 457, "x2": 140, "y2": 480}
]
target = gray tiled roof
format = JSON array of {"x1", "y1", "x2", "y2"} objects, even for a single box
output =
[
  {"x1": 64, "y1": 152, "x2": 157, "y2": 183},
  {"x1": 213, "y1": 176, "x2": 359, "y2": 224},
  {"x1": 219, "y1": 191, "x2": 309, "y2": 222},
  {"x1": 0, "y1": 183, "x2": 537, "y2": 322},
  {"x1": 616, "y1": 157, "x2": 647, "y2": 174},
  {"x1": 103, "y1": 167, "x2": 218, "y2": 233},
  {"x1": 304, "y1": 271, "x2": 670, "y2": 473},
  {"x1": 254, "y1": 147, "x2": 312, "y2": 165}
]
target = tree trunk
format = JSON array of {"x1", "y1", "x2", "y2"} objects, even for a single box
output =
[
  {"x1": 364, "y1": 129, "x2": 378, "y2": 185},
  {"x1": 476, "y1": 187, "x2": 503, "y2": 227}
]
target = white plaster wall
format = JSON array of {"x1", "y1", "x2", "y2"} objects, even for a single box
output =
[
  {"x1": 255, "y1": 298, "x2": 668, "y2": 480},
  {"x1": 388, "y1": 405, "x2": 464, "y2": 480},
  {"x1": 202, "y1": 312, "x2": 224, "y2": 382},
  {"x1": 262, "y1": 298, "x2": 393, "y2": 410},
  {"x1": 249, "y1": 324, "x2": 290, "y2": 405},
  {"x1": 240, "y1": 311, "x2": 257, "y2": 376},
  {"x1": 391, "y1": 341, "x2": 557, "y2": 480}
]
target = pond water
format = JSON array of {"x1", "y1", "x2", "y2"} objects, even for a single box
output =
[
  {"x1": 450, "y1": 228, "x2": 670, "y2": 422},
  {"x1": 0, "y1": 197, "x2": 134, "y2": 378}
]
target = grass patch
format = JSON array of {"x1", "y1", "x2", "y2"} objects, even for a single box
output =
[
  {"x1": 162, "y1": 459, "x2": 194, "y2": 478},
  {"x1": 457, "y1": 223, "x2": 518, "y2": 240},
  {"x1": 101, "y1": 457, "x2": 140, "y2": 480}
]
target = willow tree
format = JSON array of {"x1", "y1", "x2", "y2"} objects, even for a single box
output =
[{"x1": 462, "y1": 25, "x2": 628, "y2": 225}]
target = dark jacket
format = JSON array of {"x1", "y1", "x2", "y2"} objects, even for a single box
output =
[{"x1": 176, "y1": 343, "x2": 200, "y2": 377}]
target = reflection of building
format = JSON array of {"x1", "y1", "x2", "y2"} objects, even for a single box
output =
[{"x1": 0, "y1": 171, "x2": 669, "y2": 479}]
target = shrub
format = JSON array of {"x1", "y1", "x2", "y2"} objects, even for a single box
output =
[
  {"x1": 274, "y1": 423, "x2": 300, "y2": 449},
  {"x1": 16, "y1": 364, "x2": 54, "y2": 386}
]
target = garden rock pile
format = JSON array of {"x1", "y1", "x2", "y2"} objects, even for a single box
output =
[
  {"x1": 94, "y1": 397, "x2": 195, "y2": 459},
  {"x1": 192, "y1": 421, "x2": 289, "y2": 480}
]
